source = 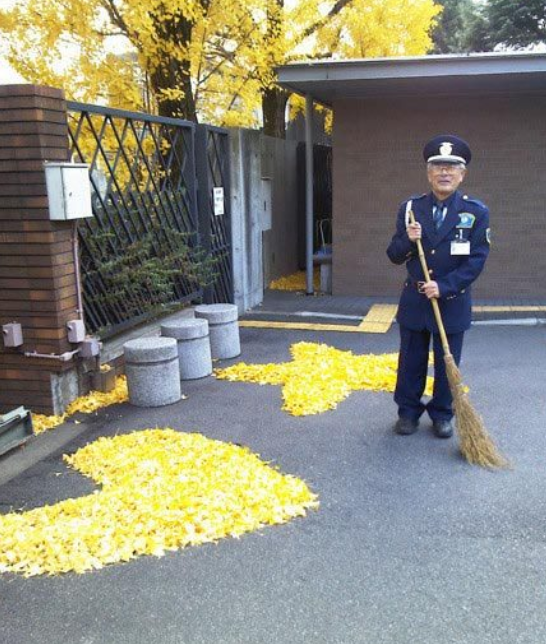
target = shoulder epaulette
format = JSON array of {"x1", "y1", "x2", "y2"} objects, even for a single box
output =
[
  {"x1": 400, "y1": 193, "x2": 426, "y2": 208},
  {"x1": 462, "y1": 195, "x2": 487, "y2": 210}
]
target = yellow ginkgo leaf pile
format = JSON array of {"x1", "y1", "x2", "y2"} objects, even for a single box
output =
[
  {"x1": 32, "y1": 376, "x2": 129, "y2": 434},
  {"x1": 216, "y1": 342, "x2": 434, "y2": 416},
  {"x1": 0, "y1": 429, "x2": 318, "y2": 577},
  {"x1": 269, "y1": 269, "x2": 320, "y2": 291}
]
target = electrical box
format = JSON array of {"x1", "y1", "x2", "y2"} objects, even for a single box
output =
[
  {"x1": 80, "y1": 338, "x2": 102, "y2": 358},
  {"x1": 44, "y1": 162, "x2": 93, "y2": 221},
  {"x1": 67, "y1": 319, "x2": 86, "y2": 343},
  {"x1": 2, "y1": 322, "x2": 23, "y2": 348}
]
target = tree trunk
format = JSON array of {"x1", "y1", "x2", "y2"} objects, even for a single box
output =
[
  {"x1": 148, "y1": 9, "x2": 198, "y2": 122},
  {"x1": 149, "y1": 58, "x2": 198, "y2": 122},
  {"x1": 262, "y1": 86, "x2": 289, "y2": 138}
]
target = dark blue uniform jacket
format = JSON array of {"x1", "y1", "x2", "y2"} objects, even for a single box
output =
[{"x1": 387, "y1": 190, "x2": 490, "y2": 334}]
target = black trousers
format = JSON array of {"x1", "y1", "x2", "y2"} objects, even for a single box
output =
[{"x1": 394, "y1": 325, "x2": 464, "y2": 422}]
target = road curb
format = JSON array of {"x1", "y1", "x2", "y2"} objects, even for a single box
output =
[{"x1": 0, "y1": 418, "x2": 93, "y2": 487}]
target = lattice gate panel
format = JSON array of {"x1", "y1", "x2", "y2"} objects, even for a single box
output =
[{"x1": 67, "y1": 102, "x2": 201, "y2": 336}]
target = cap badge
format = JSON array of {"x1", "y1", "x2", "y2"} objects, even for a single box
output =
[{"x1": 439, "y1": 141, "x2": 453, "y2": 156}]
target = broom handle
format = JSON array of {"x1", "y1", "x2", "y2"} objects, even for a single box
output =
[{"x1": 407, "y1": 209, "x2": 452, "y2": 356}]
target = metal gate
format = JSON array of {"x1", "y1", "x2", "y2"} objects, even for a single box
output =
[{"x1": 67, "y1": 102, "x2": 233, "y2": 337}]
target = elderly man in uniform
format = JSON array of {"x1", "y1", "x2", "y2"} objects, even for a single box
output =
[{"x1": 387, "y1": 135, "x2": 490, "y2": 438}]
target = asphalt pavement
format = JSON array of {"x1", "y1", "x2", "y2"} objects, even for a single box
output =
[{"x1": 1, "y1": 322, "x2": 545, "y2": 644}]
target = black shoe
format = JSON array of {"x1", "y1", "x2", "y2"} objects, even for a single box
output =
[
  {"x1": 432, "y1": 419, "x2": 454, "y2": 439},
  {"x1": 394, "y1": 418, "x2": 419, "y2": 435}
]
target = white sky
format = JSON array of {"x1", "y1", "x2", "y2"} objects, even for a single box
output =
[
  {"x1": 0, "y1": 0, "x2": 25, "y2": 84},
  {"x1": 0, "y1": 63, "x2": 25, "y2": 84}
]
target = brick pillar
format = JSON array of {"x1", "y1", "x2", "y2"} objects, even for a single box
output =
[{"x1": 0, "y1": 85, "x2": 81, "y2": 415}]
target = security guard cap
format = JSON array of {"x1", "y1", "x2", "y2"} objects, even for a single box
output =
[{"x1": 423, "y1": 134, "x2": 471, "y2": 166}]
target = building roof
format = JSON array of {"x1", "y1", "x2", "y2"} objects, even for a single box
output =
[{"x1": 276, "y1": 52, "x2": 546, "y2": 106}]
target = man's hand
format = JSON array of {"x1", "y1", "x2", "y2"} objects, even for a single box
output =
[
  {"x1": 406, "y1": 222, "x2": 421, "y2": 242},
  {"x1": 421, "y1": 280, "x2": 440, "y2": 299}
]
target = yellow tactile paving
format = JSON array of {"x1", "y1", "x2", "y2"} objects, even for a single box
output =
[
  {"x1": 239, "y1": 304, "x2": 545, "y2": 335},
  {"x1": 238, "y1": 320, "x2": 365, "y2": 333},
  {"x1": 239, "y1": 304, "x2": 399, "y2": 334},
  {"x1": 358, "y1": 304, "x2": 398, "y2": 333}
]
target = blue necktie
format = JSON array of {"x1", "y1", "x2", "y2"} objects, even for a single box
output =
[{"x1": 433, "y1": 203, "x2": 445, "y2": 230}]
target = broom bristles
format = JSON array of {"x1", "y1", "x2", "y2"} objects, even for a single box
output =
[{"x1": 444, "y1": 355, "x2": 510, "y2": 469}]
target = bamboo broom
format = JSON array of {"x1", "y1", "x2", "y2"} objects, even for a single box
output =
[{"x1": 407, "y1": 208, "x2": 509, "y2": 469}]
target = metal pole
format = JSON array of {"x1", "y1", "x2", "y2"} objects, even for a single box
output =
[{"x1": 305, "y1": 94, "x2": 314, "y2": 295}]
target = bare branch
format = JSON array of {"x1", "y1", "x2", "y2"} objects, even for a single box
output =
[
  {"x1": 197, "y1": 23, "x2": 261, "y2": 86},
  {"x1": 220, "y1": 74, "x2": 255, "y2": 124},
  {"x1": 194, "y1": 21, "x2": 209, "y2": 104},
  {"x1": 99, "y1": 0, "x2": 131, "y2": 39},
  {"x1": 301, "y1": 0, "x2": 354, "y2": 40},
  {"x1": 94, "y1": 30, "x2": 126, "y2": 37}
]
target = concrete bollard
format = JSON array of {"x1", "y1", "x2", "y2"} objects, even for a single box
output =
[
  {"x1": 194, "y1": 304, "x2": 241, "y2": 360},
  {"x1": 123, "y1": 337, "x2": 181, "y2": 407},
  {"x1": 161, "y1": 318, "x2": 212, "y2": 380}
]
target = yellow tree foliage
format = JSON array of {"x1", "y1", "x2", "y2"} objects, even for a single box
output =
[{"x1": 0, "y1": 0, "x2": 441, "y2": 132}]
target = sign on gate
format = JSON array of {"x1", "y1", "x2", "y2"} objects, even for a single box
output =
[{"x1": 213, "y1": 187, "x2": 225, "y2": 216}]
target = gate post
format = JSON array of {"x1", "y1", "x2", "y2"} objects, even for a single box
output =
[
  {"x1": 0, "y1": 85, "x2": 82, "y2": 415},
  {"x1": 229, "y1": 128, "x2": 263, "y2": 312},
  {"x1": 195, "y1": 124, "x2": 214, "y2": 304}
]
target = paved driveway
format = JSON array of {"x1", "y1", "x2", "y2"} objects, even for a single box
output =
[{"x1": 1, "y1": 324, "x2": 545, "y2": 644}]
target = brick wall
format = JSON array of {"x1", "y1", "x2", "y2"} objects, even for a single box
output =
[
  {"x1": 0, "y1": 85, "x2": 80, "y2": 415},
  {"x1": 332, "y1": 94, "x2": 546, "y2": 300}
]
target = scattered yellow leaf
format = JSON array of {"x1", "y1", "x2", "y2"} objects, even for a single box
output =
[
  {"x1": 32, "y1": 376, "x2": 128, "y2": 435},
  {"x1": 216, "y1": 342, "x2": 434, "y2": 416},
  {"x1": 269, "y1": 269, "x2": 320, "y2": 291},
  {"x1": 0, "y1": 429, "x2": 318, "y2": 576}
]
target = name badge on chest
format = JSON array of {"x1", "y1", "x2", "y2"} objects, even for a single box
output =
[
  {"x1": 451, "y1": 229, "x2": 470, "y2": 255},
  {"x1": 451, "y1": 240, "x2": 470, "y2": 255}
]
